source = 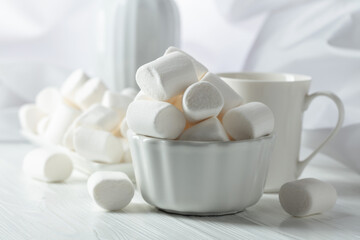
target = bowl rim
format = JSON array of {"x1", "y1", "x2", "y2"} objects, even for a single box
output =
[{"x1": 128, "y1": 130, "x2": 275, "y2": 146}]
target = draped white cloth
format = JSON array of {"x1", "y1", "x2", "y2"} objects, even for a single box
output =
[{"x1": 0, "y1": 0, "x2": 358, "y2": 170}]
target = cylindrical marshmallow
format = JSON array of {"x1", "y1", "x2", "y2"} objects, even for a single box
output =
[
  {"x1": 102, "y1": 90, "x2": 133, "y2": 119},
  {"x1": 74, "y1": 78, "x2": 107, "y2": 109},
  {"x1": 35, "y1": 87, "x2": 61, "y2": 114},
  {"x1": 279, "y1": 178, "x2": 337, "y2": 217},
  {"x1": 23, "y1": 148, "x2": 73, "y2": 182},
  {"x1": 62, "y1": 104, "x2": 121, "y2": 149},
  {"x1": 164, "y1": 46, "x2": 208, "y2": 80},
  {"x1": 19, "y1": 104, "x2": 47, "y2": 134},
  {"x1": 44, "y1": 102, "x2": 81, "y2": 144},
  {"x1": 74, "y1": 127, "x2": 124, "y2": 164},
  {"x1": 120, "y1": 88, "x2": 139, "y2": 99},
  {"x1": 201, "y1": 72, "x2": 243, "y2": 116},
  {"x1": 87, "y1": 171, "x2": 134, "y2": 211},
  {"x1": 60, "y1": 69, "x2": 89, "y2": 103},
  {"x1": 179, "y1": 117, "x2": 229, "y2": 141},
  {"x1": 222, "y1": 102, "x2": 274, "y2": 140},
  {"x1": 36, "y1": 116, "x2": 50, "y2": 136},
  {"x1": 136, "y1": 52, "x2": 198, "y2": 100},
  {"x1": 182, "y1": 81, "x2": 224, "y2": 123},
  {"x1": 126, "y1": 100, "x2": 186, "y2": 139}
]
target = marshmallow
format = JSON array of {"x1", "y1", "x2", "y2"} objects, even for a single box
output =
[
  {"x1": 44, "y1": 102, "x2": 81, "y2": 144},
  {"x1": 63, "y1": 104, "x2": 121, "y2": 149},
  {"x1": 74, "y1": 78, "x2": 107, "y2": 109},
  {"x1": 102, "y1": 90, "x2": 133, "y2": 119},
  {"x1": 134, "y1": 91, "x2": 153, "y2": 101},
  {"x1": 19, "y1": 104, "x2": 47, "y2": 133},
  {"x1": 136, "y1": 52, "x2": 198, "y2": 100},
  {"x1": 87, "y1": 171, "x2": 134, "y2": 211},
  {"x1": 74, "y1": 127, "x2": 124, "y2": 164},
  {"x1": 35, "y1": 87, "x2": 61, "y2": 114},
  {"x1": 121, "y1": 139, "x2": 132, "y2": 163},
  {"x1": 23, "y1": 148, "x2": 73, "y2": 182},
  {"x1": 164, "y1": 46, "x2": 208, "y2": 80},
  {"x1": 120, "y1": 119, "x2": 129, "y2": 138},
  {"x1": 120, "y1": 88, "x2": 139, "y2": 99},
  {"x1": 279, "y1": 178, "x2": 337, "y2": 217},
  {"x1": 201, "y1": 72, "x2": 243, "y2": 116},
  {"x1": 222, "y1": 102, "x2": 274, "y2": 140},
  {"x1": 60, "y1": 69, "x2": 89, "y2": 103},
  {"x1": 179, "y1": 117, "x2": 229, "y2": 141},
  {"x1": 126, "y1": 100, "x2": 186, "y2": 139},
  {"x1": 167, "y1": 94, "x2": 183, "y2": 111},
  {"x1": 182, "y1": 81, "x2": 224, "y2": 123},
  {"x1": 36, "y1": 116, "x2": 50, "y2": 136}
]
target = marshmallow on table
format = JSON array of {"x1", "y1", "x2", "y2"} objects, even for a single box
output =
[
  {"x1": 35, "y1": 87, "x2": 61, "y2": 114},
  {"x1": 136, "y1": 52, "x2": 198, "y2": 101},
  {"x1": 63, "y1": 104, "x2": 121, "y2": 149},
  {"x1": 126, "y1": 100, "x2": 186, "y2": 139},
  {"x1": 74, "y1": 127, "x2": 124, "y2": 164},
  {"x1": 222, "y1": 102, "x2": 274, "y2": 140},
  {"x1": 120, "y1": 88, "x2": 139, "y2": 99},
  {"x1": 179, "y1": 117, "x2": 229, "y2": 141},
  {"x1": 60, "y1": 69, "x2": 89, "y2": 103},
  {"x1": 74, "y1": 78, "x2": 107, "y2": 109},
  {"x1": 164, "y1": 46, "x2": 208, "y2": 80},
  {"x1": 36, "y1": 116, "x2": 50, "y2": 136},
  {"x1": 87, "y1": 171, "x2": 134, "y2": 211},
  {"x1": 279, "y1": 178, "x2": 337, "y2": 217},
  {"x1": 19, "y1": 104, "x2": 47, "y2": 134},
  {"x1": 182, "y1": 81, "x2": 224, "y2": 123},
  {"x1": 102, "y1": 90, "x2": 133, "y2": 119},
  {"x1": 201, "y1": 72, "x2": 243, "y2": 116},
  {"x1": 23, "y1": 148, "x2": 73, "y2": 182},
  {"x1": 44, "y1": 102, "x2": 81, "y2": 144}
]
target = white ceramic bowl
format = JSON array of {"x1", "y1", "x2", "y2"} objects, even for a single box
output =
[{"x1": 128, "y1": 130, "x2": 275, "y2": 216}]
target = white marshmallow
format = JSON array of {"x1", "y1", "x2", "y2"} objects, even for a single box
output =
[
  {"x1": 164, "y1": 46, "x2": 208, "y2": 80},
  {"x1": 179, "y1": 117, "x2": 229, "y2": 141},
  {"x1": 127, "y1": 100, "x2": 186, "y2": 139},
  {"x1": 136, "y1": 52, "x2": 198, "y2": 100},
  {"x1": 121, "y1": 139, "x2": 132, "y2": 163},
  {"x1": 74, "y1": 78, "x2": 107, "y2": 109},
  {"x1": 120, "y1": 119, "x2": 129, "y2": 138},
  {"x1": 102, "y1": 90, "x2": 133, "y2": 119},
  {"x1": 62, "y1": 104, "x2": 121, "y2": 149},
  {"x1": 74, "y1": 127, "x2": 124, "y2": 164},
  {"x1": 201, "y1": 72, "x2": 243, "y2": 116},
  {"x1": 23, "y1": 148, "x2": 73, "y2": 182},
  {"x1": 44, "y1": 102, "x2": 81, "y2": 144},
  {"x1": 182, "y1": 81, "x2": 224, "y2": 123},
  {"x1": 36, "y1": 116, "x2": 50, "y2": 136},
  {"x1": 19, "y1": 104, "x2": 47, "y2": 133},
  {"x1": 60, "y1": 69, "x2": 89, "y2": 103},
  {"x1": 222, "y1": 102, "x2": 274, "y2": 140},
  {"x1": 87, "y1": 171, "x2": 134, "y2": 211},
  {"x1": 279, "y1": 178, "x2": 337, "y2": 217},
  {"x1": 120, "y1": 88, "x2": 139, "y2": 99},
  {"x1": 134, "y1": 91, "x2": 154, "y2": 101},
  {"x1": 35, "y1": 87, "x2": 61, "y2": 114}
]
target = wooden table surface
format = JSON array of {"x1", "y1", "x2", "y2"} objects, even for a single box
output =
[{"x1": 1, "y1": 142, "x2": 359, "y2": 240}]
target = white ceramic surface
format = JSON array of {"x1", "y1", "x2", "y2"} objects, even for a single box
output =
[
  {"x1": 219, "y1": 72, "x2": 344, "y2": 192},
  {"x1": 128, "y1": 130, "x2": 275, "y2": 216}
]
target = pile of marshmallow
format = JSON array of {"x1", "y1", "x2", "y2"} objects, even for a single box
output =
[
  {"x1": 126, "y1": 47, "x2": 274, "y2": 141},
  {"x1": 19, "y1": 70, "x2": 137, "y2": 167}
]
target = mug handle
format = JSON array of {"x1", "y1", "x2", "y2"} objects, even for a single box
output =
[{"x1": 296, "y1": 91, "x2": 345, "y2": 177}]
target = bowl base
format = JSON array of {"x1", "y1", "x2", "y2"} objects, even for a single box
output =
[{"x1": 158, "y1": 208, "x2": 244, "y2": 217}]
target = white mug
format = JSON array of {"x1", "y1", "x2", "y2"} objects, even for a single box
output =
[{"x1": 219, "y1": 72, "x2": 345, "y2": 192}]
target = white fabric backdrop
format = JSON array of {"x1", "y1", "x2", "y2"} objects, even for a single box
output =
[{"x1": 0, "y1": 0, "x2": 358, "y2": 170}]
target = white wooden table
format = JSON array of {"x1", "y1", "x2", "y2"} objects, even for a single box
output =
[{"x1": 1, "y1": 142, "x2": 359, "y2": 240}]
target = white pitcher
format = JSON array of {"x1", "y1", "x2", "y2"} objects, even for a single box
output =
[{"x1": 96, "y1": 0, "x2": 180, "y2": 90}]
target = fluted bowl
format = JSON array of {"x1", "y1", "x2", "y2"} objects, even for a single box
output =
[{"x1": 128, "y1": 130, "x2": 275, "y2": 216}]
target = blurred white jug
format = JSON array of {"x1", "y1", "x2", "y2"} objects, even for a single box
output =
[{"x1": 97, "y1": 0, "x2": 180, "y2": 90}]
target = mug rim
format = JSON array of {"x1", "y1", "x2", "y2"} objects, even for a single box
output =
[{"x1": 217, "y1": 72, "x2": 312, "y2": 83}]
